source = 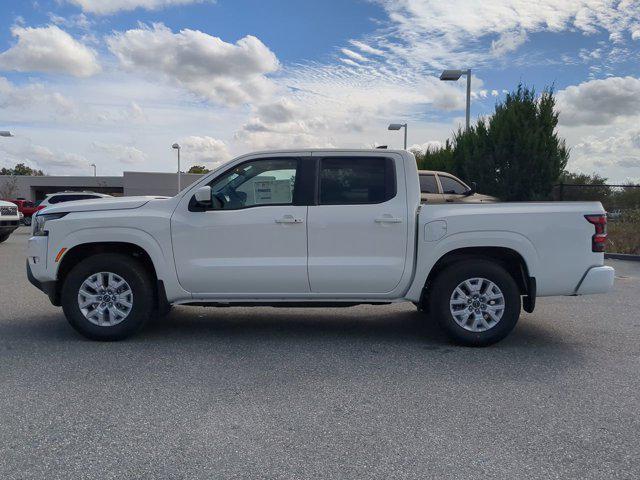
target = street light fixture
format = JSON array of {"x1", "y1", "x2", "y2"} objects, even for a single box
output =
[
  {"x1": 388, "y1": 123, "x2": 407, "y2": 149},
  {"x1": 172, "y1": 143, "x2": 181, "y2": 193},
  {"x1": 90, "y1": 163, "x2": 96, "y2": 177},
  {"x1": 440, "y1": 69, "x2": 472, "y2": 131},
  {"x1": 0, "y1": 131, "x2": 14, "y2": 137}
]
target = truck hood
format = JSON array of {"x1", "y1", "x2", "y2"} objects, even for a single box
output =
[{"x1": 39, "y1": 196, "x2": 167, "y2": 214}]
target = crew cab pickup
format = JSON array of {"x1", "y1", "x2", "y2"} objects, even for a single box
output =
[{"x1": 26, "y1": 149, "x2": 614, "y2": 346}]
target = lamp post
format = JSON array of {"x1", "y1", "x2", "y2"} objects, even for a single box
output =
[
  {"x1": 387, "y1": 123, "x2": 407, "y2": 149},
  {"x1": 172, "y1": 143, "x2": 181, "y2": 193},
  {"x1": 0, "y1": 131, "x2": 13, "y2": 137},
  {"x1": 90, "y1": 163, "x2": 96, "y2": 177},
  {"x1": 440, "y1": 69, "x2": 471, "y2": 131}
]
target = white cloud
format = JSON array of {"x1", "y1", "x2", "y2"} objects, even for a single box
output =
[
  {"x1": 491, "y1": 30, "x2": 527, "y2": 56},
  {"x1": 0, "y1": 25, "x2": 100, "y2": 77},
  {"x1": 341, "y1": 48, "x2": 369, "y2": 63},
  {"x1": 0, "y1": 76, "x2": 76, "y2": 117},
  {"x1": 107, "y1": 23, "x2": 279, "y2": 105},
  {"x1": 0, "y1": 138, "x2": 89, "y2": 174},
  {"x1": 179, "y1": 136, "x2": 230, "y2": 167},
  {"x1": 557, "y1": 76, "x2": 640, "y2": 126},
  {"x1": 67, "y1": 0, "x2": 209, "y2": 15},
  {"x1": 92, "y1": 142, "x2": 147, "y2": 164},
  {"x1": 349, "y1": 40, "x2": 385, "y2": 56},
  {"x1": 371, "y1": 0, "x2": 640, "y2": 67}
]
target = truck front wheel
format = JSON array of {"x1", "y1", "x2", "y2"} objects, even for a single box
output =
[
  {"x1": 61, "y1": 253, "x2": 154, "y2": 341},
  {"x1": 429, "y1": 259, "x2": 521, "y2": 347}
]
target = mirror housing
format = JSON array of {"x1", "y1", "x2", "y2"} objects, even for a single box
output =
[
  {"x1": 194, "y1": 185, "x2": 212, "y2": 204},
  {"x1": 464, "y1": 182, "x2": 476, "y2": 197}
]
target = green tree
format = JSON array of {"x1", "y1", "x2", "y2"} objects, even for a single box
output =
[
  {"x1": 411, "y1": 140, "x2": 455, "y2": 172},
  {"x1": 187, "y1": 165, "x2": 210, "y2": 174},
  {"x1": 0, "y1": 163, "x2": 44, "y2": 176},
  {"x1": 451, "y1": 84, "x2": 568, "y2": 201}
]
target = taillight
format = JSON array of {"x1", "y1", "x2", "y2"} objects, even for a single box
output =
[{"x1": 585, "y1": 214, "x2": 607, "y2": 252}]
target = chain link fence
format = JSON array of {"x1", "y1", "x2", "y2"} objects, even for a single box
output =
[{"x1": 552, "y1": 183, "x2": 640, "y2": 255}]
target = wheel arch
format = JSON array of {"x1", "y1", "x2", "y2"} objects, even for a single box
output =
[
  {"x1": 53, "y1": 241, "x2": 167, "y2": 308},
  {"x1": 419, "y1": 246, "x2": 536, "y2": 313}
]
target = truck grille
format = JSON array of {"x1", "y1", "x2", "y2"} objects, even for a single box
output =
[{"x1": 0, "y1": 206, "x2": 18, "y2": 216}]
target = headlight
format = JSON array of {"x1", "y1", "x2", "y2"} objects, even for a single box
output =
[{"x1": 33, "y1": 213, "x2": 67, "y2": 236}]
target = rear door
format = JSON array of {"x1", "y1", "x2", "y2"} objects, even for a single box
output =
[{"x1": 307, "y1": 153, "x2": 408, "y2": 294}]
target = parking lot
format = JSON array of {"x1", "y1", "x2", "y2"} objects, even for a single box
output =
[{"x1": 1, "y1": 226, "x2": 639, "y2": 479}]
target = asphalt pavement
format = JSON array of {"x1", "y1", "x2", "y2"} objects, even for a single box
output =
[{"x1": 1, "y1": 227, "x2": 639, "y2": 479}]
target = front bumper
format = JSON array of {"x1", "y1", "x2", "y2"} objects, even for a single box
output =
[
  {"x1": 26, "y1": 260, "x2": 60, "y2": 306},
  {"x1": 0, "y1": 220, "x2": 19, "y2": 235},
  {"x1": 575, "y1": 266, "x2": 615, "y2": 295}
]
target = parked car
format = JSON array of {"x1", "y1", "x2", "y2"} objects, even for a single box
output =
[
  {"x1": 419, "y1": 170, "x2": 498, "y2": 203},
  {"x1": 0, "y1": 199, "x2": 21, "y2": 243},
  {"x1": 26, "y1": 149, "x2": 613, "y2": 346},
  {"x1": 35, "y1": 191, "x2": 113, "y2": 210},
  {"x1": 3, "y1": 198, "x2": 44, "y2": 226}
]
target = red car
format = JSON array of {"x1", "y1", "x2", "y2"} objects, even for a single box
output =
[{"x1": 3, "y1": 199, "x2": 44, "y2": 226}]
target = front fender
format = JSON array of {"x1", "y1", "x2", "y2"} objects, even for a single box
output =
[
  {"x1": 405, "y1": 230, "x2": 540, "y2": 301},
  {"x1": 48, "y1": 226, "x2": 190, "y2": 302}
]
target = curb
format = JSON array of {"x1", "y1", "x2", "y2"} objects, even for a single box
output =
[{"x1": 605, "y1": 253, "x2": 640, "y2": 262}]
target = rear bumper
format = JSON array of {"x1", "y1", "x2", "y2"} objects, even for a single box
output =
[{"x1": 575, "y1": 266, "x2": 615, "y2": 295}]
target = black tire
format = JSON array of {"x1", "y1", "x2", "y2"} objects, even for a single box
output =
[
  {"x1": 23, "y1": 216, "x2": 32, "y2": 226},
  {"x1": 429, "y1": 259, "x2": 521, "y2": 347},
  {"x1": 61, "y1": 253, "x2": 154, "y2": 341},
  {"x1": 0, "y1": 234, "x2": 9, "y2": 243}
]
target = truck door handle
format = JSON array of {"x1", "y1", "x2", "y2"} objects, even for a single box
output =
[
  {"x1": 275, "y1": 215, "x2": 304, "y2": 224},
  {"x1": 375, "y1": 216, "x2": 403, "y2": 224}
]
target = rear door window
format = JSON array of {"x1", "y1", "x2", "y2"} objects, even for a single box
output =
[{"x1": 319, "y1": 157, "x2": 396, "y2": 205}]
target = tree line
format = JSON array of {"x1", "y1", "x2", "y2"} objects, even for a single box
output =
[{"x1": 413, "y1": 83, "x2": 639, "y2": 206}]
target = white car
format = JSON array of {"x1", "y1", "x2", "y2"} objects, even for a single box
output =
[
  {"x1": 36, "y1": 191, "x2": 112, "y2": 209},
  {"x1": 26, "y1": 149, "x2": 614, "y2": 346},
  {"x1": 0, "y1": 199, "x2": 21, "y2": 243}
]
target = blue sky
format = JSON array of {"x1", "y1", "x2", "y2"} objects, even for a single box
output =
[{"x1": 0, "y1": 0, "x2": 639, "y2": 181}]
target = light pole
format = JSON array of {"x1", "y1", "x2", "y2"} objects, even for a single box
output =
[
  {"x1": 0, "y1": 131, "x2": 14, "y2": 137},
  {"x1": 388, "y1": 123, "x2": 407, "y2": 149},
  {"x1": 90, "y1": 163, "x2": 96, "y2": 177},
  {"x1": 440, "y1": 69, "x2": 471, "y2": 131},
  {"x1": 172, "y1": 143, "x2": 181, "y2": 193}
]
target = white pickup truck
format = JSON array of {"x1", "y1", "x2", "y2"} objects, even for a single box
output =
[{"x1": 26, "y1": 149, "x2": 614, "y2": 346}]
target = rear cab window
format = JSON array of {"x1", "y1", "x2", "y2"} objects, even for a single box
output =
[{"x1": 419, "y1": 174, "x2": 439, "y2": 194}]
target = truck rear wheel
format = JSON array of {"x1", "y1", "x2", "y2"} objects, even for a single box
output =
[
  {"x1": 61, "y1": 253, "x2": 154, "y2": 341},
  {"x1": 429, "y1": 259, "x2": 521, "y2": 347}
]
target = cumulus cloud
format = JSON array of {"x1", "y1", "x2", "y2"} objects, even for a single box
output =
[
  {"x1": 179, "y1": 136, "x2": 230, "y2": 166},
  {"x1": 107, "y1": 23, "x2": 279, "y2": 105},
  {"x1": 570, "y1": 128, "x2": 640, "y2": 173},
  {"x1": 557, "y1": 76, "x2": 640, "y2": 126},
  {"x1": 67, "y1": 0, "x2": 209, "y2": 15},
  {"x1": 0, "y1": 25, "x2": 100, "y2": 77}
]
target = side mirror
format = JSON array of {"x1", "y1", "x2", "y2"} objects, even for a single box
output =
[
  {"x1": 194, "y1": 186, "x2": 212, "y2": 205},
  {"x1": 465, "y1": 182, "x2": 476, "y2": 197}
]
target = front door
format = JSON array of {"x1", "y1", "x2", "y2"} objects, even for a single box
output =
[
  {"x1": 307, "y1": 154, "x2": 408, "y2": 294},
  {"x1": 171, "y1": 156, "x2": 310, "y2": 295}
]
